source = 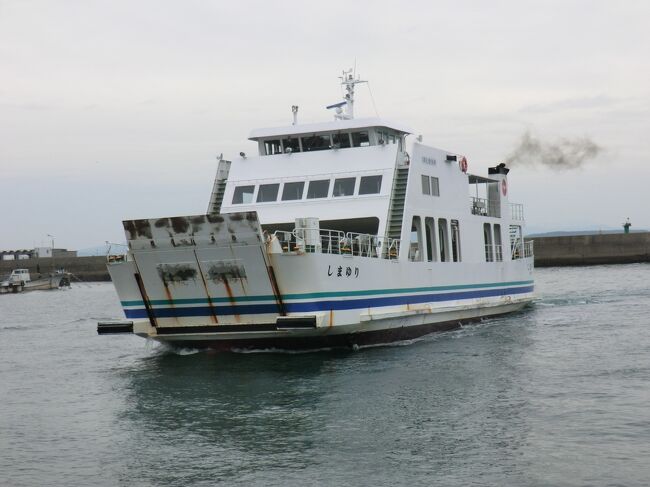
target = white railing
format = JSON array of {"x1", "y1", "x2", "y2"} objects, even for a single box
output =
[
  {"x1": 273, "y1": 228, "x2": 401, "y2": 261},
  {"x1": 511, "y1": 240, "x2": 534, "y2": 260},
  {"x1": 470, "y1": 197, "x2": 500, "y2": 218},
  {"x1": 510, "y1": 203, "x2": 525, "y2": 221},
  {"x1": 484, "y1": 244, "x2": 504, "y2": 262}
]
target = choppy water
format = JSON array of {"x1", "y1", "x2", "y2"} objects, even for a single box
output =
[{"x1": 1, "y1": 265, "x2": 649, "y2": 486}]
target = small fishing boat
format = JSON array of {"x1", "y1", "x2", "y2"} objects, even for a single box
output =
[
  {"x1": 0, "y1": 268, "x2": 71, "y2": 294},
  {"x1": 99, "y1": 70, "x2": 534, "y2": 350}
]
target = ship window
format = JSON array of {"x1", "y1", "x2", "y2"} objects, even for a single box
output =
[
  {"x1": 301, "y1": 134, "x2": 331, "y2": 152},
  {"x1": 425, "y1": 217, "x2": 437, "y2": 262},
  {"x1": 422, "y1": 176, "x2": 440, "y2": 196},
  {"x1": 431, "y1": 177, "x2": 439, "y2": 196},
  {"x1": 451, "y1": 220, "x2": 461, "y2": 262},
  {"x1": 332, "y1": 177, "x2": 355, "y2": 197},
  {"x1": 232, "y1": 185, "x2": 255, "y2": 204},
  {"x1": 307, "y1": 179, "x2": 330, "y2": 199},
  {"x1": 409, "y1": 216, "x2": 423, "y2": 262},
  {"x1": 438, "y1": 218, "x2": 449, "y2": 262},
  {"x1": 389, "y1": 134, "x2": 396, "y2": 144},
  {"x1": 332, "y1": 132, "x2": 351, "y2": 149},
  {"x1": 282, "y1": 137, "x2": 301, "y2": 153},
  {"x1": 256, "y1": 183, "x2": 280, "y2": 202},
  {"x1": 359, "y1": 175, "x2": 382, "y2": 195},
  {"x1": 494, "y1": 224, "x2": 503, "y2": 262},
  {"x1": 281, "y1": 181, "x2": 305, "y2": 201},
  {"x1": 264, "y1": 139, "x2": 282, "y2": 155},
  {"x1": 484, "y1": 223, "x2": 493, "y2": 262},
  {"x1": 421, "y1": 175, "x2": 430, "y2": 195},
  {"x1": 351, "y1": 131, "x2": 370, "y2": 147}
]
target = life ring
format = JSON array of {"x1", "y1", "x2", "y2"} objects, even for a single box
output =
[
  {"x1": 501, "y1": 179, "x2": 508, "y2": 196},
  {"x1": 459, "y1": 157, "x2": 468, "y2": 173}
]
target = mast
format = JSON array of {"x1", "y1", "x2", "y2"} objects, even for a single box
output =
[{"x1": 335, "y1": 69, "x2": 366, "y2": 120}]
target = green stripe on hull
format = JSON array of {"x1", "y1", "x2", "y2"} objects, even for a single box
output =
[{"x1": 120, "y1": 280, "x2": 534, "y2": 307}]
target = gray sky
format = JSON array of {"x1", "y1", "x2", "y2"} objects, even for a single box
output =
[{"x1": 1, "y1": 0, "x2": 649, "y2": 250}]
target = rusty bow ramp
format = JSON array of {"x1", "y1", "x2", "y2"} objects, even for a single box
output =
[{"x1": 117, "y1": 212, "x2": 287, "y2": 331}]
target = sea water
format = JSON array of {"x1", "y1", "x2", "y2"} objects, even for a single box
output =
[{"x1": 1, "y1": 264, "x2": 649, "y2": 486}]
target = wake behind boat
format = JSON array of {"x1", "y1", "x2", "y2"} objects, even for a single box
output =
[{"x1": 99, "y1": 70, "x2": 534, "y2": 350}]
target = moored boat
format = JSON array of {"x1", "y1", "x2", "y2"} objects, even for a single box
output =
[{"x1": 99, "y1": 70, "x2": 534, "y2": 350}]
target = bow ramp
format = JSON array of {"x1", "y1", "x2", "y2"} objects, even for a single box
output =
[{"x1": 107, "y1": 212, "x2": 297, "y2": 334}]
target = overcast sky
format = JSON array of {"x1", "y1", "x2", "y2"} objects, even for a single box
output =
[{"x1": 1, "y1": 0, "x2": 649, "y2": 250}]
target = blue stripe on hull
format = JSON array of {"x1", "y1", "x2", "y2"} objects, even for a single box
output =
[{"x1": 123, "y1": 285, "x2": 534, "y2": 319}]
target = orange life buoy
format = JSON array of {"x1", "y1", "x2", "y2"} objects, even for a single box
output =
[{"x1": 459, "y1": 157, "x2": 468, "y2": 173}]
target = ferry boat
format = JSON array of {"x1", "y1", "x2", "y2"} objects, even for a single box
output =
[{"x1": 99, "y1": 70, "x2": 534, "y2": 350}]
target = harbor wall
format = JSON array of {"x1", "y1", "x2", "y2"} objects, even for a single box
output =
[
  {"x1": 2, "y1": 233, "x2": 648, "y2": 281},
  {"x1": 0, "y1": 256, "x2": 110, "y2": 281},
  {"x1": 531, "y1": 232, "x2": 650, "y2": 267}
]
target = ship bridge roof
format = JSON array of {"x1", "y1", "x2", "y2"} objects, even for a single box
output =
[
  {"x1": 249, "y1": 117, "x2": 413, "y2": 140},
  {"x1": 468, "y1": 174, "x2": 498, "y2": 184}
]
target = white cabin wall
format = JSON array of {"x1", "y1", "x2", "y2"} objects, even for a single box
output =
[{"x1": 220, "y1": 144, "x2": 399, "y2": 232}]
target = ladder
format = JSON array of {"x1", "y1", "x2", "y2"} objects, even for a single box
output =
[
  {"x1": 383, "y1": 166, "x2": 409, "y2": 256},
  {"x1": 207, "y1": 160, "x2": 231, "y2": 214}
]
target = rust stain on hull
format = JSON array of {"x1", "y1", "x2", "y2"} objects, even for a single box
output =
[{"x1": 222, "y1": 276, "x2": 240, "y2": 323}]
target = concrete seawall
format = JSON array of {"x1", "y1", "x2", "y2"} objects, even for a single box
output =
[
  {"x1": 1, "y1": 234, "x2": 647, "y2": 281},
  {"x1": 0, "y1": 256, "x2": 110, "y2": 282},
  {"x1": 531, "y1": 232, "x2": 650, "y2": 267}
]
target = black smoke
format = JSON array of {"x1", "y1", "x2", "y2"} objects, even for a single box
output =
[{"x1": 506, "y1": 131, "x2": 601, "y2": 170}]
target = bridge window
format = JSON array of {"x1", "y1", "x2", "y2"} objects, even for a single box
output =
[
  {"x1": 256, "y1": 183, "x2": 280, "y2": 202},
  {"x1": 264, "y1": 140, "x2": 282, "y2": 155},
  {"x1": 307, "y1": 179, "x2": 330, "y2": 199},
  {"x1": 282, "y1": 137, "x2": 301, "y2": 153},
  {"x1": 359, "y1": 175, "x2": 382, "y2": 195},
  {"x1": 282, "y1": 181, "x2": 305, "y2": 201},
  {"x1": 332, "y1": 132, "x2": 351, "y2": 148},
  {"x1": 333, "y1": 177, "x2": 356, "y2": 197},
  {"x1": 351, "y1": 131, "x2": 370, "y2": 147},
  {"x1": 301, "y1": 134, "x2": 331, "y2": 152},
  {"x1": 232, "y1": 185, "x2": 255, "y2": 204}
]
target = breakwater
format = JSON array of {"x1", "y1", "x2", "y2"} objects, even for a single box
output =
[
  {"x1": 0, "y1": 256, "x2": 110, "y2": 281},
  {"x1": 532, "y1": 232, "x2": 650, "y2": 266},
  {"x1": 1, "y1": 233, "x2": 647, "y2": 281}
]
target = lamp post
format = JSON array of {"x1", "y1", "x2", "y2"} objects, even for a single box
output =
[{"x1": 47, "y1": 234, "x2": 55, "y2": 257}]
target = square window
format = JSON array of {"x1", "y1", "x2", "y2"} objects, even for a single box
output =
[
  {"x1": 351, "y1": 131, "x2": 370, "y2": 147},
  {"x1": 359, "y1": 175, "x2": 382, "y2": 195},
  {"x1": 264, "y1": 140, "x2": 282, "y2": 155},
  {"x1": 421, "y1": 175, "x2": 430, "y2": 195},
  {"x1": 301, "y1": 134, "x2": 331, "y2": 152},
  {"x1": 281, "y1": 181, "x2": 305, "y2": 201},
  {"x1": 256, "y1": 183, "x2": 279, "y2": 202},
  {"x1": 232, "y1": 185, "x2": 255, "y2": 204},
  {"x1": 307, "y1": 179, "x2": 330, "y2": 199},
  {"x1": 281, "y1": 138, "x2": 301, "y2": 153},
  {"x1": 332, "y1": 177, "x2": 356, "y2": 197},
  {"x1": 332, "y1": 132, "x2": 351, "y2": 148}
]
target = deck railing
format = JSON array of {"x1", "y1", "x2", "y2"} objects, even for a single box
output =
[
  {"x1": 484, "y1": 244, "x2": 504, "y2": 262},
  {"x1": 511, "y1": 240, "x2": 534, "y2": 260},
  {"x1": 470, "y1": 197, "x2": 500, "y2": 217},
  {"x1": 273, "y1": 228, "x2": 401, "y2": 260}
]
